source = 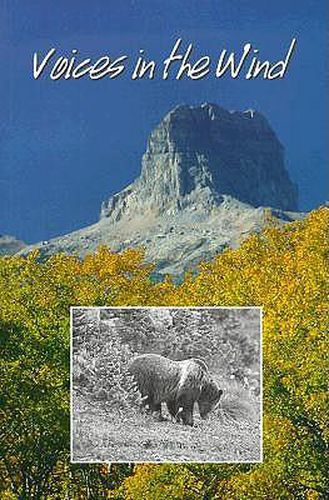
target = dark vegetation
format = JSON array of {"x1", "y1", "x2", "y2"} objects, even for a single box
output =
[
  {"x1": 72, "y1": 308, "x2": 261, "y2": 463},
  {"x1": 0, "y1": 208, "x2": 327, "y2": 498}
]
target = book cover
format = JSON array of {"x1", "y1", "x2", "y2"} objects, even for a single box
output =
[{"x1": 0, "y1": 1, "x2": 327, "y2": 498}]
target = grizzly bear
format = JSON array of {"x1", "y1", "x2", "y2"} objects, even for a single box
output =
[{"x1": 128, "y1": 353, "x2": 222, "y2": 425}]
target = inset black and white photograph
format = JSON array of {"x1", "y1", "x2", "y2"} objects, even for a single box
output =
[{"x1": 71, "y1": 307, "x2": 262, "y2": 463}]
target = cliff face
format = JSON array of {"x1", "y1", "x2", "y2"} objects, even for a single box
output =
[
  {"x1": 19, "y1": 104, "x2": 302, "y2": 278},
  {"x1": 101, "y1": 103, "x2": 298, "y2": 221}
]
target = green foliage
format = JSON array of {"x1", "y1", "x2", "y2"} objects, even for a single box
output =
[
  {"x1": 0, "y1": 208, "x2": 328, "y2": 498},
  {"x1": 116, "y1": 464, "x2": 204, "y2": 500},
  {"x1": 0, "y1": 248, "x2": 161, "y2": 498}
]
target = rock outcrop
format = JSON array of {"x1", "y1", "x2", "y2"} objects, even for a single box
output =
[
  {"x1": 19, "y1": 103, "x2": 302, "y2": 278},
  {"x1": 0, "y1": 235, "x2": 26, "y2": 256},
  {"x1": 100, "y1": 103, "x2": 298, "y2": 222}
]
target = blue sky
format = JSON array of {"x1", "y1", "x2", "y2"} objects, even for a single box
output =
[{"x1": 0, "y1": 0, "x2": 328, "y2": 243}]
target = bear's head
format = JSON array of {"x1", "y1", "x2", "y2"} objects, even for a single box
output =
[{"x1": 198, "y1": 379, "x2": 223, "y2": 418}]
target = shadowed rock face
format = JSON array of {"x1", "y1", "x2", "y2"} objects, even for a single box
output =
[
  {"x1": 18, "y1": 103, "x2": 303, "y2": 279},
  {"x1": 101, "y1": 103, "x2": 298, "y2": 221},
  {"x1": 0, "y1": 235, "x2": 26, "y2": 256}
]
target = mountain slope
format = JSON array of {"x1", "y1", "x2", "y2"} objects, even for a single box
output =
[
  {"x1": 0, "y1": 235, "x2": 26, "y2": 256},
  {"x1": 19, "y1": 104, "x2": 303, "y2": 278}
]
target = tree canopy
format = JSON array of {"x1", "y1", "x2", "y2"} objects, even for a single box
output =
[{"x1": 0, "y1": 207, "x2": 328, "y2": 498}]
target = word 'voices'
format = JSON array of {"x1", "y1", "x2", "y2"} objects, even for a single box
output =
[{"x1": 33, "y1": 37, "x2": 297, "y2": 81}]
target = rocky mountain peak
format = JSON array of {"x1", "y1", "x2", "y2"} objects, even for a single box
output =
[
  {"x1": 18, "y1": 103, "x2": 303, "y2": 278},
  {"x1": 101, "y1": 103, "x2": 298, "y2": 221}
]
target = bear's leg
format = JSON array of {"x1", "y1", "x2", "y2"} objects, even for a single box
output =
[
  {"x1": 177, "y1": 398, "x2": 194, "y2": 426},
  {"x1": 140, "y1": 393, "x2": 152, "y2": 411},
  {"x1": 151, "y1": 402, "x2": 167, "y2": 422},
  {"x1": 146, "y1": 396, "x2": 166, "y2": 422},
  {"x1": 181, "y1": 406, "x2": 194, "y2": 426},
  {"x1": 140, "y1": 392, "x2": 159, "y2": 415},
  {"x1": 166, "y1": 400, "x2": 180, "y2": 421}
]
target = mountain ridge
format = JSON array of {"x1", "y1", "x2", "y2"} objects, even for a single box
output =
[
  {"x1": 0, "y1": 235, "x2": 26, "y2": 256},
  {"x1": 101, "y1": 102, "x2": 298, "y2": 222},
  {"x1": 17, "y1": 103, "x2": 303, "y2": 278}
]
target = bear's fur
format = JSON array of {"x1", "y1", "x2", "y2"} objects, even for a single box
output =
[{"x1": 128, "y1": 353, "x2": 222, "y2": 425}]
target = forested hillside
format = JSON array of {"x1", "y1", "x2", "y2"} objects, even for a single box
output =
[{"x1": 0, "y1": 207, "x2": 328, "y2": 498}]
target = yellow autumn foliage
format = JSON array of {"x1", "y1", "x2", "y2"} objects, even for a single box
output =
[
  {"x1": 117, "y1": 207, "x2": 329, "y2": 499},
  {"x1": 0, "y1": 207, "x2": 328, "y2": 498}
]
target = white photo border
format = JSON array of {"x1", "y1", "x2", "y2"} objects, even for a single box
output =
[{"x1": 70, "y1": 306, "x2": 263, "y2": 465}]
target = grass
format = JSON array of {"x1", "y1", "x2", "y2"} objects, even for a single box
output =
[{"x1": 72, "y1": 381, "x2": 261, "y2": 463}]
